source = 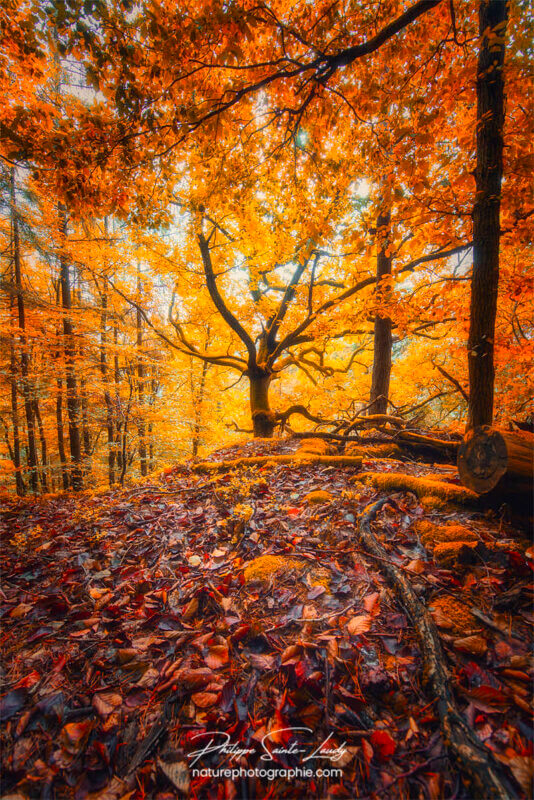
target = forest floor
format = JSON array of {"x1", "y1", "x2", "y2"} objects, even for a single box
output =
[{"x1": 1, "y1": 438, "x2": 533, "y2": 800}]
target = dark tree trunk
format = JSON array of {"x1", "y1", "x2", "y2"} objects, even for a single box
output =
[
  {"x1": 12, "y1": 170, "x2": 38, "y2": 493},
  {"x1": 33, "y1": 398, "x2": 49, "y2": 492},
  {"x1": 369, "y1": 210, "x2": 392, "y2": 416},
  {"x1": 56, "y1": 377, "x2": 69, "y2": 490},
  {"x1": 59, "y1": 205, "x2": 83, "y2": 490},
  {"x1": 467, "y1": 0, "x2": 508, "y2": 429},
  {"x1": 9, "y1": 257, "x2": 24, "y2": 496},
  {"x1": 114, "y1": 325, "x2": 123, "y2": 478},
  {"x1": 249, "y1": 371, "x2": 275, "y2": 438},
  {"x1": 192, "y1": 359, "x2": 209, "y2": 457},
  {"x1": 136, "y1": 268, "x2": 147, "y2": 476},
  {"x1": 81, "y1": 378, "x2": 91, "y2": 459},
  {"x1": 99, "y1": 286, "x2": 116, "y2": 485}
]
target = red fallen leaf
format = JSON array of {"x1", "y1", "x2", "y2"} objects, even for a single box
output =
[
  {"x1": 172, "y1": 668, "x2": 213, "y2": 689},
  {"x1": 14, "y1": 671, "x2": 40, "y2": 689},
  {"x1": 191, "y1": 691, "x2": 218, "y2": 708},
  {"x1": 370, "y1": 730, "x2": 396, "y2": 762},
  {"x1": 287, "y1": 507, "x2": 301, "y2": 517},
  {"x1": 463, "y1": 685, "x2": 510, "y2": 713},
  {"x1": 204, "y1": 644, "x2": 229, "y2": 670},
  {"x1": 494, "y1": 641, "x2": 512, "y2": 661}
]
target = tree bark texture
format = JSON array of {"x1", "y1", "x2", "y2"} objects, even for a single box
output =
[
  {"x1": 369, "y1": 210, "x2": 392, "y2": 416},
  {"x1": 468, "y1": 0, "x2": 508, "y2": 428}
]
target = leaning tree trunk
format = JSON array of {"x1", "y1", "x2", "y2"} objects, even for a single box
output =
[
  {"x1": 249, "y1": 370, "x2": 275, "y2": 438},
  {"x1": 467, "y1": 0, "x2": 508, "y2": 429},
  {"x1": 369, "y1": 209, "x2": 392, "y2": 416}
]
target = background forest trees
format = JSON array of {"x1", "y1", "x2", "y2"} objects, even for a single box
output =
[{"x1": 0, "y1": 0, "x2": 532, "y2": 493}]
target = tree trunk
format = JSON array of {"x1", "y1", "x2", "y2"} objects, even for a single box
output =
[
  {"x1": 12, "y1": 170, "x2": 38, "y2": 493},
  {"x1": 99, "y1": 286, "x2": 116, "y2": 485},
  {"x1": 136, "y1": 267, "x2": 147, "y2": 476},
  {"x1": 59, "y1": 205, "x2": 83, "y2": 490},
  {"x1": 80, "y1": 378, "x2": 91, "y2": 459},
  {"x1": 114, "y1": 325, "x2": 123, "y2": 477},
  {"x1": 369, "y1": 209, "x2": 392, "y2": 416},
  {"x1": 56, "y1": 377, "x2": 69, "y2": 490},
  {"x1": 192, "y1": 358, "x2": 209, "y2": 457},
  {"x1": 249, "y1": 371, "x2": 275, "y2": 438},
  {"x1": 9, "y1": 266, "x2": 24, "y2": 496},
  {"x1": 33, "y1": 398, "x2": 49, "y2": 492},
  {"x1": 467, "y1": 0, "x2": 508, "y2": 429}
]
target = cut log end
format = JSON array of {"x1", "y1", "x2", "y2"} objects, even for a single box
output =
[{"x1": 458, "y1": 425, "x2": 533, "y2": 498}]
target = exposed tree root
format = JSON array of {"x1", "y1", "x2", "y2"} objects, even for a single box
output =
[
  {"x1": 356, "y1": 471, "x2": 479, "y2": 506},
  {"x1": 357, "y1": 500, "x2": 517, "y2": 800},
  {"x1": 193, "y1": 454, "x2": 363, "y2": 472}
]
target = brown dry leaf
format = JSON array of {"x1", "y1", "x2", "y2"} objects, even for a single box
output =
[
  {"x1": 9, "y1": 603, "x2": 33, "y2": 619},
  {"x1": 429, "y1": 604, "x2": 453, "y2": 630},
  {"x1": 94, "y1": 592, "x2": 113, "y2": 611},
  {"x1": 406, "y1": 559, "x2": 425, "y2": 574},
  {"x1": 204, "y1": 644, "x2": 229, "y2": 670},
  {"x1": 363, "y1": 592, "x2": 381, "y2": 615},
  {"x1": 172, "y1": 668, "x2": 213, "y2": 689},
  {"x1": 453, "y1": 635, "x2": 488, "y2": 656},
  {"x1": 157, "y1": 757, "x2": 190, "y2": 795},
  {"x1": 191, "y1": 691, "x2": 218, "y2": 708},
  {"x1": 92, "y1": 691, "x2": 122, "y2": 718},
  {"x1": 135, "y1": 668, "x2": 159, "y2": 688},
  {"x1": 182, "y1": 597, "x2": 199, "y2": 621},
  {"x1": 507, "y1": 756, "x2": 534, "y2": 798},
  {"x1": 347, "y1": 614, "x2": 372, "y2": 636},
  {"x1": 281, "y1": 645, "x2": 301, "y2": 664}
]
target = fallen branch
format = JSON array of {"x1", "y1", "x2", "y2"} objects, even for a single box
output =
[
  {"x1": 357, "y1": 500, "x2": 517, "y2": 800},
  {"x1": 193, "y1": 454, "x2": 363, "y2": 472}
]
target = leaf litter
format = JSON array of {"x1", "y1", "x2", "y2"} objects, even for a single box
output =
[{"x1": 0, "y1": 441, "x2": 532, "y2": 799}]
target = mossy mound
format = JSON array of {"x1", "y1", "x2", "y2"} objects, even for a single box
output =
[
  {"x1": 297, "y1": 438, "x2": 333, "y2": 456},
  {"x1": 414, "y1": 520, "x2": 479, "y2": 549},
  {"x1": 429, "y1": 596, "x2": 477, "y2": 633},
  {"x1": 345, "y1": 443, "x2": 403, "y2": 459},
  {"x1": 304, "y1": 489, "x2": 334, "y2": 505},
  {"x1": 433, "y1": 541, "x2": 478, "y2": 567},
  {"x1": 243, "y1": 554, "x2": 331, "y2": 588},
  {"x1": 356, "y1": 471, "x2": 478, "y2": 506}
]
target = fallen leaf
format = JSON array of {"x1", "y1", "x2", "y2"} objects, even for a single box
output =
[{"x1": 347, "y1": 614, "x2": 371, "y2": 636}]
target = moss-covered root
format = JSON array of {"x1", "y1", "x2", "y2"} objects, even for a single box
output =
[
  {"x1": 357, "y1": 500, "x2": 516, "y2": 800},
  {"x1": 345, "y1": 442, "x2": 403, "y2": 459},
  {"x1": 194, "y1": 454, "x2": 363, "y2": 472},
  {"x1": 355, "y1": 471, "x2": 479, "y2": 506}
]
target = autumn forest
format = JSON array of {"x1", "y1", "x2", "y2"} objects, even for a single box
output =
[{"x1": 0, "y1": 0, "x2": 533, "y2": 798}]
